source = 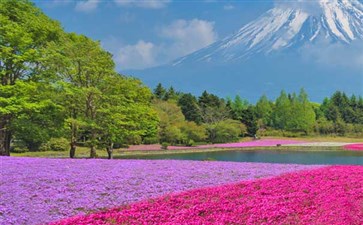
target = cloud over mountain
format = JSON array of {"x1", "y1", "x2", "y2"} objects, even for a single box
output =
[{"x1": 114, "y1": 19, "x2": 217, "y2": 69}]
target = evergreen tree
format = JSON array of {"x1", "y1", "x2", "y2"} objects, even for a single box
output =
[
  {"x1": 153, "y1": 83, "x2": 166, "y2": 100},
  {"x1": 273, "y1": 91, "x2": 291, "y2": 129},
  {"x1": 241, "y1": 106, "x2": 258, "y2": 136},
  {"x1": 198, "y1": 91, "x2": 222, "y2": 108},
  {"x1": 178, "y1": 93, "x2": 202, "y2": 124},
  {"x1": 228, "y1": 95, "x2": 249, "y2": 120},
  {"x1": 255, "y1": 95, "x2": 273, "y2": 127},
  {"x1": 163, "y1": 86, "x2": 178, "y2": 101}
]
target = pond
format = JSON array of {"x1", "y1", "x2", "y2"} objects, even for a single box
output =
[{"x1": 122, "y1": 150, "x2": 363, "y2": 165}]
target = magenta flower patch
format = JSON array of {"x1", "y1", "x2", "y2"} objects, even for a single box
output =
[
  {"x1": 344, "y1": 143, "x2": 363, "y2": 151},
  {"x1": 52, "y1": 166, "x2": 363, "y2": 225}
]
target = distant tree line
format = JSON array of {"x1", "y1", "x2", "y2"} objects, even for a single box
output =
[{"x1": 152, "y1": 83, "x2": 363, "y2": 146}]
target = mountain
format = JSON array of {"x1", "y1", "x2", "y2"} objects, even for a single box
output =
[
  {"x1": 174, "y1": 0, "x2": 363, "y2": 65},
  {"x1": 125, "y1": 0, "x2": 363, "y2": 102}
]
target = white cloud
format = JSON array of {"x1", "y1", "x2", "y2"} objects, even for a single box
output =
[
  {"x1": 160, "y1": 19, "x2": 217, "y2": 57},
  {"x1": 275, "y1": 0, "x2": 322, "y2": 16},
  {"x1": 114, "y1": 0, "x2": 171, "y2": 9},
  {"x1": 119, "y1": 12, "x2": 136, "y2": 23},
  {"x1": 224, "y1": 4, "x2": 235, "y2": 10},
  {"x1": 75, "y1": 0, "x2": 100, "y2": 12},
  {"x1": 299, "y1": 39, "x2": 363, "y2": 70},
  {"x1": 116, "y1": 41, "x2": 157, "y2": 69},
  {"x1": 42, "y1": 0, "x2": 72, "y2": 8},
  {"x1": 111, "y1": 19, "x2": 217, "y2": 69}
]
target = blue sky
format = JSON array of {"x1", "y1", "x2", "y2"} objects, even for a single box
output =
[{"x1": 34, "y1": 0, "x2": 274, "y2": 70}]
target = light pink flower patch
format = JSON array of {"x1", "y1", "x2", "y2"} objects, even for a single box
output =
[
  {"x1": 125, "y1": 139, "x2": 307, "y2": 151},
  {"x1": 210, "y1": 139, "x2": 306, "y2": 148},
  {"x1": 344, "y1": 143, "x2": 363, "y2": 151},
  {"x1": 51, "y1": 166, "x2": 363, "y2": 225}
]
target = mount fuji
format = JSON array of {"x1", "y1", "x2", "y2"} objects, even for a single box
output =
[{"x1": 125, "y1": 0, "x2": 363, "y2": 102}]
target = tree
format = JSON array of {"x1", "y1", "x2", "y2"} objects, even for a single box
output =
[
  {"x1": 179, "y1": 121, "x2": 206, "y2": 144},
  {"x1": 57, "y1": 83, "x2": 87, "y2": 158},
  {"x1": 53, "y1": 33, "x2": 116, "y2": 158},
  {"x1": 10, "y1": 83, "x2": 65, "y2": 151},
  {"x1": 0, "y1": 0, "x2": 64, "y2": 155},
  {"x1": 178, "y1": 93, "x2": 202, "y2": 124},
  {"x1": 207, "y1": 119, "x2": 242, "y2": 143},
  {"x1": 97, "y1": 76, "x2": 158, "y2": 159},
  {"x1": 198, "y1": 91, "x2": 222, "y2": 108},
  {"x1": 163, "y1": 86, "x2": 178, "y2": 101},
  {"x1": 255, "y1": 95, "x2": 273, "y2": 128},
  {"x1": 153, "y1": 100, "x2": 185, "y2": 144},
  {"x1": 273, "y1": 91, "x2": 291, "y2": 129},
  {"x1": 153, "y1": 83, "x2": 166, "y2": 100},
  {"x1": 227, "y1": 95, "x2": 249, "y2": 121},
  {"x1": 241, "y1": 106, "x2": 258, "y2": 136},
  {"x1": 289, "y1": 89, "x2": 316, "y2": 134}
]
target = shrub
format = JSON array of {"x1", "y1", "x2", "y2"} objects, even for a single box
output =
[
  {"x1": 126, "y1": 135, "x2": 142, "y2": 145},
  {"x1": 282, "y1": 131, "x2": 305, "y2": 137},
  {"x1": 11, "y1": 141, "x2": 29, "y2": 153},
  {"x1": 180, "y1": 122, "x2": 207, "y2": 143},
  {"x1": 143, "y1": 136, "x2": 159, "y2": 144},
  {"x1": 185, "y1": 139, "x2": 195, "y2": 147},
  {"x1": 40, "y1": 138, "x2": 69, "y2": 151},
  {"x1": 161, "y1": 142, "x2": 169, "y2": 150},
  {"x1": 159, "y1": 126, "x2": 182, "y2": 145},
  {"x1": 257, "y1": 129, "x2": 284, "y2": 137},
  {"x1": 207, "y1": 119, "x2": 241, "y2": 143}
]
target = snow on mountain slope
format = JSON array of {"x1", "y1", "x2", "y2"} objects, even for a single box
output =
[{"x1": 173, "y1": 0, "x2": 363, "y2": 65}]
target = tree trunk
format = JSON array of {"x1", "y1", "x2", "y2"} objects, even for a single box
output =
[
  {"x1": 70, "y1": 120, "x2": 77, "y2": 159},
  {"x1": 70, "y1": 142, "x2": 76, "y2": 158},
  {"x1": 90, "y1": 146, "x2": 96, "y2": 158},
  {"x1": 107, "y1": 142, "x2": 114, "y2": 160},
  {"x1": 0, "y1": 118, "x2": 11, "y2": 156}
]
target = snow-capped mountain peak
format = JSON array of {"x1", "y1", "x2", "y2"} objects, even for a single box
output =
[{"x1": 173, "y1": 0, "x2": 363, "y2": 65}]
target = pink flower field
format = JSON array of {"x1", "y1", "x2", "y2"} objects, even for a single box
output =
[
  {"x1": 52, "y1": 166, "x2": 363, "y2": 225},
  {"x1": 344, "y1": 143, "x2": 363, "y2": 151},
  {"x1": 0, "y1": 157, "x2": 319, "y2": 225}
]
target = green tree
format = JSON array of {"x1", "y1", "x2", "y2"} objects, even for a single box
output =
[
  {"x1": 198, "y1": 91, "x2": 223, "y2": 108},
  {"x1": 207, "y1": 119, "x2": 242, "y2": 143},
  {"x1": 54, "y1": 33, "x2": 116, "y2": 158},
  {"x1": 10, "y1": 83, "x2": 65, "y2": 151},
  {"x1": 153, "y1": 100, "x2": 185, "y2": 144},
  {"x1": 163, "y1": 86, "x2": 178, "y2": 102},
  {"x1": 58, "y1": 82, "x2": 87, "y2": 158},
  {"x1": 289, "y1": 89, "x2": 316, "y2": 134},
  {"x1": 179, "y1": 121, "x2": 207, "y2": 144},
  {"x1": 178, "y1": 93, "x2": 202, "y2": 124},
  {"x1": 153, "y1": 83, "x2": 166, "y2": 100},
  {"x1": 273, "y1": 91, "x2": 291, "y2": 129},
  {"x1": 0, "y1": 0, "x2": 64, "y2": 155},
  {"x1": 227, "y1": 95, "x2": 249, "y2": 121},
  {"x1": 241, "y1": 106, "x2": 258, "y2": 136},
  {"x1": 255, "y1": 95, "x2": 273, "y2": 128},
  {"x1": 97, "y1": 76, "x2": 158, "y2": 159}
]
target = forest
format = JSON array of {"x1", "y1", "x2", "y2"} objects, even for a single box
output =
[
  {"x1": 153, "y1": 84, "x2": 363, "y2": 144},
  {"x1": 1, "y1": 0, "x2": 363, "y2": 158}
]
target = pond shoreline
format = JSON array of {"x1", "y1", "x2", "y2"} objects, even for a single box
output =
[{"x1": 13, "y1": 137, "x2": 363, "y2": 158}]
